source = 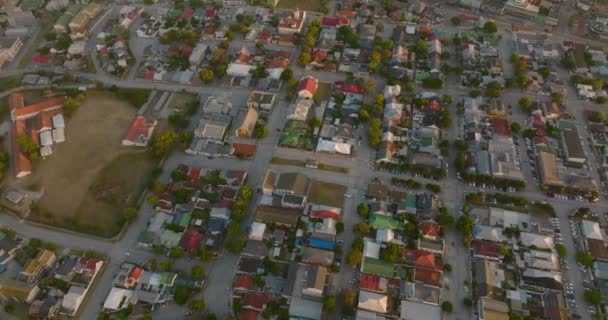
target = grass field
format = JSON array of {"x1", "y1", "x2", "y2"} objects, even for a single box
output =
[
  {"x1": 308, "y1": 180, "x2": 346, "y2": 208},
  {"x1": 276, "y1": 0, "x2": 326, "y2": 12},
  {"x1": 26, "y1": 92, "x2": 157, "y2": 237}
]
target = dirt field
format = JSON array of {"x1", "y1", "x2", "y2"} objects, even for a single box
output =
[
  {"x1": 276, "y1": 0, "x2": 326, "y2": 12},
  {"x1": 26, "y1": 91, "x2": 157, "y2": 237},
  {"x1": 308, "y1": 180, "x2": 346, "y2": 208}
]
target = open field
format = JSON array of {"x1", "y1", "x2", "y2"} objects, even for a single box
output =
[
  {"x1": 308, "y1": 180, "x2": 346, "y2": 208},
  {"x1": 26, "y1": 92, "x2": 157, "y2": 237},
  {"x1": 276, "y1": 0, "x2": 326, "y2": 12},
  {"x1": 314, "y1": 82, "x2": 332, "y2": 103}
]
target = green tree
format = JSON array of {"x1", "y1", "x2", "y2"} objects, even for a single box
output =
[
  {"x1": 555, "y1": 244, "x2": 567, "y2": 257},
  {"x1": 347, "y1": 250, "x2": 362, "y2": 266},
  {"x1": 585, "y1": 288, "x2": 602, "y2": 305},
  {"x1": 323, "y1": 296, "x2": 336, "y2": 312},
  {"x1": 336, "y1": 222, "x2": 344, "y2": 233},
  {"x1": 174, "y1": 286, "x2": 190, "y2": 304},
  {"x1": 200, "y1": 69, "x2": 214, "y2": 83},
  {"x1": 451, "y1": 16, "x2": 461, "y2": 25},
  {"x1": 280, "y1": 68, "x2": 293, "y2": 81},
  {"x1": 443, "y1": 263, "x2": 452, "y2": 272},
  {"x1": 441, "y1": 301, "x2": 453, "y2": 313},
  {"x1": 576, "y1": 251, "x2": 593, "y2": 267},
  {"x1": 16, "y1": 133, "x2": 40, "y2": 161},
  {"x1": 510, "y1": 122, "x2": 522, "y2": 134},
  {"x1": 123, "y1": 207, "x2": 138, "y2": 223},
  {"x1": 358, "y1": 109, "x2": 370, "y2": 122},
  {"x1": 253, "y1": 125, "x2": 269, "y2": 139},
  {"x1": 483, "y1": 21, "x2": 498, "y2": 33},
  {"x1": 170, "y1": 247, "x2": 184, "y2": 259},
  {"x1": 381, "y1": 242, "x2": 401, "y2": 262},
  {"x1": 355, "y1": 222, "x2": 371, "y2": 235},
  {"x1": 436, "y1": 213, "x2": 454, "y2": 228},
  {"x1": 152, "y1": 130, "x2": 178, "y2": 157},
  {"x1": 188, "y1": 299, "x2": 206, "y2": 312},
  {"x1": 298, "y1": 52, "x2": 311, "y2": 66},
  {"x1": 518, "y1": 97, "x2": 532, "y2": 112},
  {"x1": 191, "y1": 265, "x2": 205, "y2": 280},
  {"x1": 357, "y1": 203, "x2": 370, "y2": 217}
]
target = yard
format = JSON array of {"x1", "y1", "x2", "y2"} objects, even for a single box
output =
[
  {"x1": 276, "y1": 0, "x2": 327, "y2": 13},
  {"x1": 308, "y1": 180, "x2": 346, "y2": 208},
  {"x1": 25, "y1": 91, "x2": 157, "y2": 237},
  {"x1": 314, "y1": 82, "x2": 332, "y2": 103}
]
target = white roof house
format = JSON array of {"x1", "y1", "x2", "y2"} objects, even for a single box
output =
[
  {"x1": 400, "y1": 300, "x2": 441, "y2": 320},
  {"x1": 189, "y1": 43, "x2": 209, "y2": 66},
  {"x1": 61, "y1": 285, "x2": 86, "y2": 315},
  {"x1": 289, "y1": 297, "x2": 323, "y2": 320},
  {"x1": 52, "y1": 127, "x2": 65, "y2": 143},
  {"x1": 103, "y1": 287, "x2": 134, "y2": 311},
  {"x1": 314, "y1": 218, "x2": 337, "y2": 235},
  {"x1": 287, "y1": 98, "x2": 312, "y2": 121},
  {"x1": 472, "y1": 225, "x2": 506, "y2": 242},
  {"x1": 520, "y1": 232, "x2": 554, "y2": 250},
  {"x1": 249, "y1": 222, "x2": 266, "y2": 241},
  {"x1": 384, "y1": 85, "x2": 401, "y2": 99},
  {"x1": 363, "y1": 240, "x2": 381, "y2": 259},
  {"x1": 358, "y1": 291, "x2": 388, "y2": 314},
  {"x1": 40, "y1": 145, "x2": 53, "y2": 157},
  {"x1": 227, "y1": 63, "x2": 253, "y2": 77},
  {"x1": 376, "y1": 229, "x2": 394, "y2": 243},
  {"x1": 210, "y1": 207, "x2": 231, "y2": 220},
  {"x1": 581, "y1": 220, "x2": 604, "y2": 240},
  {"x1": 316, "y1": 139, "x2": 352, "y2": 155},
  {"x1": 40, "y1": 131, "x2": 53, "y2": 146},
  {"x1": 52, "y1": 114, "x2": 65, "y2": 128}
]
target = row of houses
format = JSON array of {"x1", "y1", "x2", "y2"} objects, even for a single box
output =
[{"x1": 469, "y1": 206, "x2": 568, "y2": 320}]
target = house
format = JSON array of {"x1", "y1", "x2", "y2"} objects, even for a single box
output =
[
  {"x1": 103, "y1": 287, "x2": 134, "y2": 312},
  {"x1": 302, "y1": 265, "x2": 327, "y2": 298},
  {"x1": 61, "y1": 285, "x2": 86, "y2": 315},
  {"x1": 230, "y1": 143, "x2": 257, "y2": 158},
  {"x1": 358, "y1": 291, "x2": 388, "y2": 314},
  {"x1": 289, "y1": 297, "x2": 323, "y2": 320},
  {"x1": 29, "y1": 296, "x2": 59, "y2": 319},
  {"x1": 135, "y1": 271, "x2": 177, "y2": 305},
  {"x1": 400, "y1": 300, "x2": 441, "y2": 320},
  {"x1": 0, "y1": 37, "x2": 24, "y2": 69},
  {"x1": 122, "y1": 116, "x2": 157, "y2": 147},
  {"x1": 570, "y1": 46, "x2": 589, "y2": 73},
  {"x1": 262, "y1": 170, "x2": 276, "y2": 195},
  {"x1": 235, "y1": 107, "x2": 258, "y2": 138},
  {"x1": 0, "y1": 280, "x2": 40, "y2": 303},
  {"x1": 287, "y1": 98, "x2": 312, "y2": 121},
  {"x1": 21, "y1": 249, "x2": 56, "y2": 282},
  {"x1": 298, "y1": 76, "x2": 318, "y2": 99},
  {"x1": 561, "y1": 128, "x2": 586, "y2": 167},
  {"x1": 181, "y1": 226, "x2": 203, "y2": 256},
  {"x1": 478, "y1": 297, "x2": 509, "y2": 320},
  {"x1": 247, "y1": 91, "x2": 276, "y2": 111},
  {"x1": 278, "y1": 10, "x2": 306, "y2": 34},
  {"x1": 275, "y1": 172, "x2": 310, "y2": 196},
  {"x1": 189, "y1": 43, "x2": 209, "y2": 66}
]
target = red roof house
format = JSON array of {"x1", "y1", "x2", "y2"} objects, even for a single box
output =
[
  {"x1": 473, "y1": 240, "x2": 500, "y2": 260},
  {"x1": 122, "y1": 116, "x2": 157, "y2": 147},
  {"x1": 531, "y1": 114, "x2": 546, "y2": 128},
  {"x1": 359, "y1": 273, "x2": 387, "y2": 293},
  {"x1": 182, "y1": 7, "x2": 193, "y2": 20},
  {"x1": 233, "y1": 274, "x2": 253, "y2": 291},
  {"x1": 231, "y1": 143, "x2": 257, "y2": 158},
  {"x1": 298, "y1": 76, "x2": 318, "y2": 99},
  {"x1": 311, "y1": 209, "x2": 340, "y2": 220},
  {"x1": 334, "y1": 81, "x2": 363, "y2": 94},
  {"x1": 418, "y1": 222, "x2": 440, "y2": 239},
  {"x1": 241, "y1": 293, "x2": 272, "y2": 311},
  {"x1": 239, "y1": 310, "x2": 259, "y2": 320},
  {"x1": 493, "y1": 117, "x2": 511, "y2": 136},
  {"x1": 205, "y1": 9, "x2": 216, "y2": 20},
  {"x1": 180, "y1": 227, "x2": 203, "y2": 255},
  {"x1": 402, "y1": 248, "x2": 437, "y2": 269},
  {"x1": 321, "y1": 16, "x2": 350, "y2": 27},
  {"x1": 414, "y1": 268, "x2": 441, "y2": 287},
  {"x1": 337, "y1": 10, "x2": 357, "y2": 18}
]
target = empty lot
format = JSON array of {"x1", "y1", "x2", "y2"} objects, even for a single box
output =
[{"x1": 26, "y1": 91, "x2": 156, "y2": 237}]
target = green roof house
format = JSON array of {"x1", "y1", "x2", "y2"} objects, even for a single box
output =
[
  {"x1": 362, "y1": 257, "x2": 395, "y2": 277},
  {"x1": 405, "y1": 194, "x2": 417, "y2": 214},
  {"x1": 369, "y1": 213, "x2": 403, "y2": 230},
  {"x1": 178, "y1": 212, "x2": 192, "y2": 228}
]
